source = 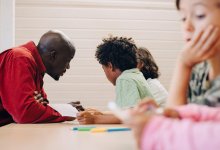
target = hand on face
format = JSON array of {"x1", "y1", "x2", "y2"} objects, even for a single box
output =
[
  {"x1": 34, "y1": 91, "x2": 49, "y2": 106},
  {"x1": 180, "y1": 25, "x2": 220, "y2": 68}
]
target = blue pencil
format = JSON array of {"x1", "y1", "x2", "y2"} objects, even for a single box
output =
[{"x1": 107, "y1": 127, "x2": 131, "y2": 132}]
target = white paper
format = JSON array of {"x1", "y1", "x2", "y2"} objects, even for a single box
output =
[{"x1": 49, "y1": 104, "x2": 78, "y2": 117}]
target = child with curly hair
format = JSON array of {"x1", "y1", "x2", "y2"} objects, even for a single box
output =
[{"x1": 76, "y1": 36, "x2": 167, "y2": 124}]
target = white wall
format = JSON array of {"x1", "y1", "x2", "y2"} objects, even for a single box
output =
[
  {"x1": 15, "y1": 0, "x2": 183, "y2": 110},
  {"x1": 0, "y1": 0, "x2": 15, "y2": 51}
]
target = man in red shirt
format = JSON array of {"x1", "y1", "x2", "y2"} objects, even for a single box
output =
[{"x1": 0, "y1": 30, "x2": 80, "y2": 126}]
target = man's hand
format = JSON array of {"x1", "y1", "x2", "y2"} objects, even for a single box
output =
[
  {"x1": 69, "y1": 101, "x2": 85, "y2": 112},
  {"x1": 34, "y1": 91, "x2": 49, "y2": 106}
]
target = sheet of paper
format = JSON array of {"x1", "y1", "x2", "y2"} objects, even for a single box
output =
[{"x1": 49, "y1": 104, "x2": 78, "y2": 117}]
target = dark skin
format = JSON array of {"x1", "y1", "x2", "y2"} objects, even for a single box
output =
[
  {"x1": 34, "y1": 30, "x2": 85, "y2": 120},
  {"x1": 33, "y1": 91, "x2": 85, "y2": 111},
  {"x1": 37, "y1": 30, "x2": 75, "y2": 81}
]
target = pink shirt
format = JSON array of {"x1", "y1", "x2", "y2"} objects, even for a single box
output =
[{"x1": 141, "y1": 104, "x2": 220, "y2": 150}]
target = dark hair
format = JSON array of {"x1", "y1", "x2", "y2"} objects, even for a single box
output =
[
  {"x1": 137, "y1": 47, "x2": 159, "y2": 79},
  {"x1": 176, "y1": 0, "x2": 180, "y2": 10},
  {"x1": 95, "y1": 36, "x2": 137, "y2": 72}
]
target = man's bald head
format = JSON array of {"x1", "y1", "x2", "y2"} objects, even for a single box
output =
[
  {"x1": 37, "y1": 30, "x2": 75, "y2": 81},
  {"x1": 38, "y1": 30, "x2": 75, "y2": 55}
]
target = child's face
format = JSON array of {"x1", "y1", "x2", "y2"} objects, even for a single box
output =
[
  {"x1": 179, "y1": 0, "x2": 220, "y2": 43},
  {"x1": 102, "y1": 64, "x2": 121, "y2": 86}
]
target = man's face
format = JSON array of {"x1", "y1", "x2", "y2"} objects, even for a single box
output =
[{"x1": 47, "y1": 48, "x2": 75, "y2": 81}]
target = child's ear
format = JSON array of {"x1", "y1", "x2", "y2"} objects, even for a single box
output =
[
  {"x1": 108, "y1": 63, "x2": 115, "y2": 71},
  {"x1": 137, "y1": 61, "x2": 144, "y2": 69}
]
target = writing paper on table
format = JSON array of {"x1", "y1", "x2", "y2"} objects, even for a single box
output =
[{"x1": 49, "y1": 104, "x2": 78, "y2": 117}]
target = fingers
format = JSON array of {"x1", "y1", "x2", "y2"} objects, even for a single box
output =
[
  {"x1": 191, "y1": 27, "x2": 204, "y2": 48},
  {"x1": 34, "y1": 91, "x2": 42, "y2": 100},
  {"x1": 198, "y1": 27, "x2": 219, "y2": 55},
  {"x1": 181, "y1": 25, "x2": 220, "y2": 67},
  {"x1": 85, "y1": 108, "x2": 103, "y2": 115},
  {"x1": 200, "y1": 27, "x2": 220, "y2": 59},
  {"x1": 85, "y1": 108, "x2": 98, "y2": 111},
  {"x1": 76, "y1": 111, "x2": 95, "y2": 124},
  {"x1": 138, "y1": 98, "x2": 158, "y2": 107},
  {"x1": 194, "y1": 25, "x2": 215, "y2": 51},
  {"x1": 34, "y1": 91, "x2": 49, "y2": 105},
  {"x1": 42, "y1": 101, "x2": 48, "y2": 106},
  {"x1": 206, "y1": 37, "x2": 220, "y2": 58},
  {"x1": 36, "y1": 97, "x2": 48, "y2": 106},
  {"x1": 133, "y1": 98, "x2": 158, "y2": 114},
  {"x1": 163, "y1": 108, "x2": 181, "y2": 119},
  {"x1": 36, "y1": 97, "x2": 44, "y2": 103},
  {"x1": 34, "y1": 94, "x2": 42, "y2": 100},
  {"x1": 77, "y1": 111, "x2": 91, "y2": 117}
]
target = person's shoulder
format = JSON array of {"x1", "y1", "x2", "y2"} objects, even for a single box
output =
[
  {"x1": 4, "y1": 46, "x2": 36, "y2": 67},
  {"x1": 116, "y1": 74, "x2": 135, "y2": 86},
  {"x1": 146, "y1": 78, "x2": 160, "y2": 84},
  {"x1": 146, "y1": 78, "x2": 162, "y2": 88},
  {"x1": 11, "y1": 46, "x2": 32, "y2": 58},
  {"x1": 119, "y1": 69, "x2": 142, "y2": 79}
]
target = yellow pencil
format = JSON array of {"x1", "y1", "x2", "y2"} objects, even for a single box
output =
[{"x1": 90, "y1": 128, "x2": 107, "y2": 133}]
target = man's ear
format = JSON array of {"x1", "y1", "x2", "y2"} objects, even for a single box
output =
[{"x1": 49, "y1": 50, "x2": 56, "y2": 61}]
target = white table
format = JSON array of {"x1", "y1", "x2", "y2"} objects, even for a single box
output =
[{"x1": 0, "y1": 122, "x2": 136, "y2": 150}]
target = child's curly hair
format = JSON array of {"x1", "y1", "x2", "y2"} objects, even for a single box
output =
[
  {"x1": 137, "y1": 47, "x2": 160, "y2": 79},
  {"x1": 95, "y1": 36, "x2": 137, "y2": 71}
]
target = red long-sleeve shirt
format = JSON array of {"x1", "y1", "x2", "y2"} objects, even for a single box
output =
[{"x1": 0, "y1": 41, "x2": 67, "y2": 126}]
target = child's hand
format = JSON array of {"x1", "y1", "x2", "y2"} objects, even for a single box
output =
[
  {"x1": 132, "y1": 98, "x2": 180, "y2": 119},
  {"x1": 34, "y1": 91, "x2": 49, "y2": 106},
  {"x1": 126, "y1": 112, "x2": 153, "y2": 149},
  {"x1": 163, "y1": 108, "x2": 181, "y2": 119},
  {"x1": 76, "y1": 111, "x2": 97, "y2": 124},
  {"x1": 85, "y1": 108, "x2": 103, "y2": 115},
  {"x1": 180, "y1": 25, "x2": 220, "y2": 68},
  {"x1": 132, "y1": 98, "x2": 159, "y2": 115}
]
